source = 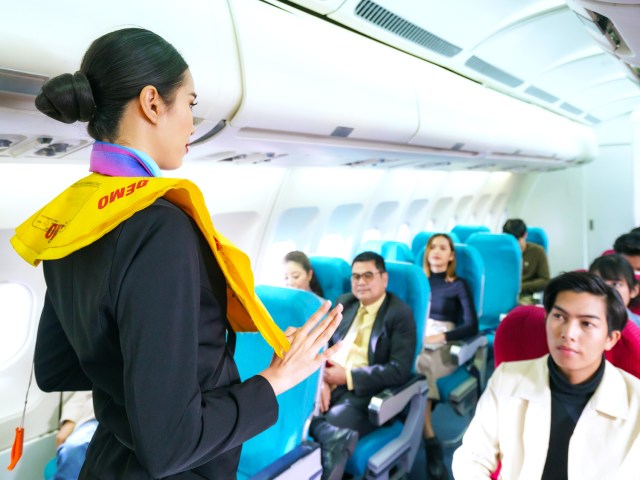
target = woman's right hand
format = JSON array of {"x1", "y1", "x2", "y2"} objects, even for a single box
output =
[{"x1": 260, "y1": 301, "x2": 343, "y2": 396}]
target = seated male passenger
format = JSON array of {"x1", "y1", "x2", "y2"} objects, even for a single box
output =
[
  {"x1": 453, "y1": 271, "x2": 640, "y2": 479},
  {"x1": 503, "y1": 218, "x2": 550, "y2": 304},
  {"x1": 54, "y1": 391, "x2": 97, "y2": 480},
  {"x1": 310, "y1": 251, "x2": 417, "y2": 480},
  {"x1": 613, "y1": 232, "x2": 640, "y2": 274}
]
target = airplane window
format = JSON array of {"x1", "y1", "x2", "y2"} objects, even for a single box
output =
[
  {"x1": 456, "y1": 195, "x2": 473, "y2": 219},
  {"x1": 406, "y1": 199, "x2": 429, "y2": 227},
  {"x1": 262, "y1": 240, "x2": 297, "y2": 286},
  {"x1": 318, "y1": 204, "x2": 363, "y2": 258},
  {"x1": 369, "y1": 201, "x2": 399, "y2": 238},
  {"x1": 317, "y1": 233, "x2": 351, "y2": 258},
  {"x1": 430, "y1": 197, "x2": 453, "y2": 229},
  {"x1": 261, "y1": 206, "x2": 320, "y2": 285},
  {"x1": 0, "y1": 282, "x2": 33, "y2": 367}
]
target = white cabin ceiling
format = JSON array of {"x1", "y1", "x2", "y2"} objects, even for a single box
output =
[{"x1": 308, "y1": 0, "x2": 640, "y2": 125}]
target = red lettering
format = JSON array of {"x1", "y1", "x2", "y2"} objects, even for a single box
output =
[
  {"x1": 126, "y1": 183, "x2": 136, "y2": 196},
  {"x1": 137, "y1": 179, "x2": 148, "y2": 189},
  {"x1": 98, "y1": 196, "x2": 109, "y2": 209},
  {"x1": 45, "y1": 223, "x2": 62, "y2": 240},
  {"x1": 110, "y1": 187, "x2": 125, "y2": 203}
]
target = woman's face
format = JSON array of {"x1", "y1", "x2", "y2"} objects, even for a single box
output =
[
  {"x1": 284, "y1": 261, "x2": 312, "y2": 292},
  {"x1": 603, "y1": 278, "x2": 637, "y2": 307},
  {"x1": 592, "y1": 270, "x2": 639, "y2": 307},
  {"x1": 427, "y1": 236, "x2": 454, "y2": 272},
  {"x1": 155, "y1": 69, "x2": 197, "y2": 170}
]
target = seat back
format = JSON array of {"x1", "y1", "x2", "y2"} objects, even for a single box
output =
[
  {"x1": 235, "y1": 286, "x2": 323, "y2": 477},
  {"x1": 526, "y1": 226, "x2": 549, "y2": 252},
  {"x1": 416, "y1": 243, "x2": 485, "y2": 318},
  {"x1": 356, "y1": 240, "x2": 414, "y2": 263},
  {"x1": 411, "y1": 231, "x2": 461, "y2": 257},
  {"x1": 467, "y1": 233, "x2": 521, "y2": 331},
  {"x1": 451, "y1": 225, "x2": 490, "y2": 243},
  {"x1": 494, "y1": 304, "x2": 640, "y2": 379},
  {"x1": 493, "y1": 305, "x2": 548, "y2": 366},
  {"x1": 385, "y1": 261, "x2": 430, "y2": 362},
  {"x1": 309, "y1": 256, "x2": 351, "y2": 305}
]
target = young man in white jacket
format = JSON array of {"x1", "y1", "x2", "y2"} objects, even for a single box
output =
[{"x1": 453, "y1": 271, "x2": 640, "y2": 480}]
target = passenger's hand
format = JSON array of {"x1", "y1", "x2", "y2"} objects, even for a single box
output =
[
  {"x1": 324, "y1": 362, "x2": 347, "y2": 386},
  {"x1": 260, "y1": 301, "x2": 343, "y2": 396},
  {"x1": 320, "y1": 381, "x2": 331, "y2": 413},
  {"x1": 55, "y1": 420, "x2": 76, "y2": 448},
  {"x1": 426, "y1": 333, "x2": 446, "y2": 344}
]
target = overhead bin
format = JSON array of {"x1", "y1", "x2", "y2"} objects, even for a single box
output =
[
  {"x1": 409, "y1": 59, "x2": 598, "y2": 162},
  {"x1": 0, "y1": 0, "x2": 241, "y2": 147},
  {"x1": 227, "y1": 0, "x2": 420, "y2": 144}
]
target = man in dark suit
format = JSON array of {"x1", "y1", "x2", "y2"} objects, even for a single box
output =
[{"x1": 310, "y1": 251, "x2": 417, "y2": 480}]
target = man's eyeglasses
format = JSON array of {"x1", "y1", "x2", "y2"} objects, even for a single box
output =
[{"x1": 351, "y1": 271, "x2": 382, "y2": 282}]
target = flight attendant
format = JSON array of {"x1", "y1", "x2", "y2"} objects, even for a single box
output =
[{"x1": 13, "y1": 28, "x2": 343, "y2": 479}]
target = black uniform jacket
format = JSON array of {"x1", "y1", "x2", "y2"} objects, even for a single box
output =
[{"x1": 34, "y1": 199, "x2": 278, "y2": 479}]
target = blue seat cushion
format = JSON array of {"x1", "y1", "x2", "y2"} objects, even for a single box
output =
[
  {"x1": 436, "y1": 366, "x2": 471, "y2": 401},
  {"x1": 345, "y1": 421, "x2": 403, "y2": 477},
  {"x1": 44, "y1": 457, "x2": 57, "y2": 480}
]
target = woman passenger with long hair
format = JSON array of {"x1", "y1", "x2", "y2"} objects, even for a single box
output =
[
  {"x1": 283, "y1": 250, "x2": 325, "y2": 298},
  {"x1": 416, "y1": 233, "x2": 478, "y2": 480}
]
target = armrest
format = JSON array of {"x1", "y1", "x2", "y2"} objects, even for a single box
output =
[
  {"x1": 449, "y1": 334, "x2": 487, "y2": 366},
  {"x1": 367, "y1": 374, "x2": 428, "y2": 426},
  {"x1": 251, "y1": 441, "x2": 321, "y2": 480}
]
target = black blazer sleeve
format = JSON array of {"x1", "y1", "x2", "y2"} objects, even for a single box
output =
[
  {"x1": 350, "y1": 295, "x2": 417, "y2": 398},
  {"x1": 35, "y1": 292, "x2": 92, "y2": 391}
]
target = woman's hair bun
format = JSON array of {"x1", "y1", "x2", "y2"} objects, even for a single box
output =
[{"x1": 35, "y1": 71, "x2": 96, "y2": 124}]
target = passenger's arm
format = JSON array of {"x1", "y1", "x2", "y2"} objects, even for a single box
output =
[
  {"x1": 452, "y1": 364, "x2": 503, "y2": 478},
  {"x1": 445, "y1": 279, "x2": 478, "y2": 342},
  {"x1": 34, "y1": 293, "x2": 92, "y2": 391},
  {"x1": 113, "y1": 205, "x2": 279, "y2": 478},
  {"x1": 350, "y1": 304, "x2": 417, "y2": 398}
]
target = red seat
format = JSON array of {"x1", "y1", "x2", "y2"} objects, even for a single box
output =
[{"x1": 494, "y1": 305, "x2": 640, "y2": 377}]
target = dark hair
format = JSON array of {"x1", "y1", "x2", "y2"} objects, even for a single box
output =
[
  {"x1": 283, "y1": 251, "x2": 324, "y2": 298},
  {"x1": 589, "y1": 255, "x2": 637, "y2": 304},
  {"x1": 630, "y1": 227, "x2": 640, "y2": 235},
  {"x1": 352, "y1": 251, "x2": 386, "y2": 273},
  {"x1": 613, "y1": 233, "x2": 640, "y2": 257},
  {"x1": 543, "y1": 271, "x2": 627, "y2": 334},
  {"x1": 423, "y1": 233, "x2": 457, "y2": 281},
  {"x1": 503, "y1": 218, "x2": 527, "y2": 239},
  {"x1": 35, "y1": 28, "x2": 188, "y2": 142}
]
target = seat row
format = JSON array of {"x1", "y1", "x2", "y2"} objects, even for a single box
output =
[{"x1": 236, "y1": 253, "x2": 492, "y2": 478}]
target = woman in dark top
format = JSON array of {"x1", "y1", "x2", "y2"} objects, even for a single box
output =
[
  {"x1": 416, "y1": 233, "x2": 477, "y2": 480},
  {"x1": 19, "y1": 28, "x2": 343, "y2": 479}
]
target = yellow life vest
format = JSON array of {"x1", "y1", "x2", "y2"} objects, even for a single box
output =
[{"x1": 11, "y1": 173, "x2": 289, "y2": 356}]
